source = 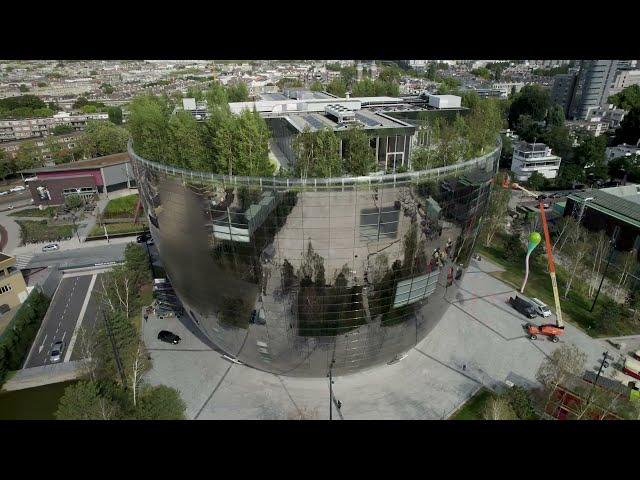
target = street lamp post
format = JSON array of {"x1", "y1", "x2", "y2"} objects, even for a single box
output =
[
  {"x1": 588, "y1": 351, "x2": 613, "y2": 403},
  {"x1": 328, "y1": 359, "x2": 335, "y2": 420}
]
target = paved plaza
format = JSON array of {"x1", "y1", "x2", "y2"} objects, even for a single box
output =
[{"x1": 142, "y1": 258, "x2": 611, "y2": 420}]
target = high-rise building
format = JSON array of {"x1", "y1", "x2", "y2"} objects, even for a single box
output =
[
  {"x1": 551, "y1": 73, "x2": 578, "y2": 117},
  {"x1": 609, "y1": 69, "x2": 640, "y2": 97},
  {"x1": 568, "y1": 60, "x2": 619, "y2": 120}
]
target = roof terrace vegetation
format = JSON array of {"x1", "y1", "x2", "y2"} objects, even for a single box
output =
[{"x1": 127, "y1": 84, "x2": 504, "y2": 179}]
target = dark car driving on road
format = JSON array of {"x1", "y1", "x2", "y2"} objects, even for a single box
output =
[{"x1": 157, "y1": 330, "x2": 181, "y2": 344}]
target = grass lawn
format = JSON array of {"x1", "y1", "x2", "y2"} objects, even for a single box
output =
[
  {"x1": 9, "y1": 207, "x2": 58, "y2": 218},
  {"x1": 450, "y1": 388, "x2": 495, "y2": 420},
  {"x1": 16, "y1": 220, "x2": 75, "y2": 245},
  {"x1": 477, "y1": 244, "x2": 640, "y2": 337},
  {"x1": 102, "y1": 194, "x2": 139, "y2": 218},
  {"x1": 89, "y1": 222, "x2": 146, "y2": 237}
]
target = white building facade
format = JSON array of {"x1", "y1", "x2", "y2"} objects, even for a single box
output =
[{"x1": 510, "y1": 141, "x2": 561, "y2": 182}]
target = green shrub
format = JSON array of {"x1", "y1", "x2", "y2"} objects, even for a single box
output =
[{"x1": 0, "y1": 289, "x2": 50, "y2": 385}]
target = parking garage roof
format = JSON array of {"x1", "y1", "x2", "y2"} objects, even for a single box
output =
[{"x1": 568, "y1": 188, "x2": 640, "y2": 229}]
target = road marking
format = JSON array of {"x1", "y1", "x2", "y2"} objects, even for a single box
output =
[
  {"x1": 38, "y1": 334, "x2": 48, "y2": 354},
  {"x1": 64, "y1": 274, "x2": 97, "y2": 363},
  {"x1": 61, "y1": 331, "x2": 66, "y2": 342}
]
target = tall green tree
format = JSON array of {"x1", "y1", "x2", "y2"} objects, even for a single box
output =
[
  {"x1": 127, "y1": 94, "x2": 173, "y2": 163},
  {"x1": 106, "y1": 106, "x2": 123, "y2": 125},
  {"x1": 615, "y1": 107, "x2": 640, "y2": 146},
  {"x1": 134, "y1": 385, "x2": 186, "y2": 420},
  {"x1": 167, "y1": 110, "x2": 209, "y2": 170},
  {"x1": 227, "y1": 81, "x2": 249, "y2": 102},
  {"x1": 508, "y1": 84, "x2": 550, "y2": 129},
  {"x1": 547, "y1": 104, "x2": 566, "y2": 127},
  {"x1": 326, "y1": 78, "x2": 347, "y2": 97},
  {"x1": 608, "y1": 85, "x2": 640, "y2": 111},
  {"x1": 80, "y1": 121, "x2": 129, "y2": 158},
  {"x1": 342, "y1": 125, "x2": 375, "y2": 175},
  {"x1": 55, "y1": 381, "x2": 120, "y2": 420},
  {"x1": 292, "y1": 127, "x2": 341, "y2": 178},
  {"x1": 14, "y1": 140, "x2": 41, "y2": 171},
  {"x1": 309, "y1": 80, "x2": 324, "y2": 92}
]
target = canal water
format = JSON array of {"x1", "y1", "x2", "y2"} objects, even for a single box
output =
[{"x1": 0, "y1": 381, "x2": 75, "y2": 420}]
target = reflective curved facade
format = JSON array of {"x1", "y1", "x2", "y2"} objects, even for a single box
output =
[{"x1": 130, "y1": 141, "x2": 501, "y2": 377}]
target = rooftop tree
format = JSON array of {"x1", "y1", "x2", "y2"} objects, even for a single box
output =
[{"x1": 342, "y1": 124, "x2": 376, "y2": 175}]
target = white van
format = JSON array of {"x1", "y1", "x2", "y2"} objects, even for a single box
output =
[{"x1": 530, "y1": 298, "x2": 551, "y2": 317}]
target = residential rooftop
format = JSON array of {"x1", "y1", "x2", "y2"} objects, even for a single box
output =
[{"x1": 19, "y1": 152, "x2": 129, "y2": 174}]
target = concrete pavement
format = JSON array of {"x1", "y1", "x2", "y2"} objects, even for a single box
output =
[{"x1": 141, "y1": 257, "x2": 612, "y2": 420}]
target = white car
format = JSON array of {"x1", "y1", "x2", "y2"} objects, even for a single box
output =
[
  {"x1": 0, "y1": 191, "x2": 8, "y2": 196},
  {"x1": 42, "y1": 243, "x2": 60, "y2": 252},
  {"x1": 530, "y1": 297, "x2": 552, "y2": 317},
  {"x1": 9, "y1": 185, "x2": 26, "y2": 193}
]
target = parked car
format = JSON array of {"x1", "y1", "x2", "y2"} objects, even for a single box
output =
[
  {"x1": 157, "y1": 330, "x2": 181, "y2": 344},
  {"x1": 508, "y1": 295, "x2": 537, "y2": 318},
  {"x1": 136, "y1": 232, "x2": 151, "y2": 243},
  {"x1": 0, "y1": 191, "x2": 8, "y2": 196},
  {"x1": 529, "y1": 297, "x2": 552, "y2": 317},
  {"x1": 50, "y1": 340, "x2": 65, "y2": 363},
  {"x1": 9, "y1": 185, "x2": 26, "y2": 193},
  {"x1": 42, "y1": 243, "x2": 60, "y2": 252}
]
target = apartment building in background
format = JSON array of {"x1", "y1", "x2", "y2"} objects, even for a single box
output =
[
  {"x1": 0, "y1": 111, "x2": 108, "y2": 142},
  {"x1": 0, "y1": 253, "x2": 28, "y2": 311},
  {"x1": 510, "y1": 141, "x2": 562, "y2": 182}
]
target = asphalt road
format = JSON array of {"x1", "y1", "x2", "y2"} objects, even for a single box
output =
[
  {"x1": 26, "y1": 243, "x2": 127, "y2": 269},
  {"x1": 0, "y1": 190, "x2": 30, "y2": 207},
  {"x1": 24, "y1": 275, "x2": 92, "y2": 368},
  {"x1": 69, "y1": 276, "x2": 105, "y2": 362}
]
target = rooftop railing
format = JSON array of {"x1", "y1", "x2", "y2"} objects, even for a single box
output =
[{"x1": 128, "y1": 136, "x2": 501, "y2": 190}]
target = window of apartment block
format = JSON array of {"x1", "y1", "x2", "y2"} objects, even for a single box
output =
[{"x1": 0, "y1": 284, "x2": 13, "y2": 294}]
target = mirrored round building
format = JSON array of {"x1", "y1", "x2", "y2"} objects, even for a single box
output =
[{"x1": 130, "y1": 141, "x2": 501, "y2": 377}]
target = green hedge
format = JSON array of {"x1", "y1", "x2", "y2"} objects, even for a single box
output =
[{"x1": 0, "y1": 289, "x2": 50, "y2": 386}]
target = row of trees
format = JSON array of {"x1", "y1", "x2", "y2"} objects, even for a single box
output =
[
  {"x1": 0, "y1": 94, "x2": 57, "y2": 119},
  {"x1": 411, "y1": 93, "x2": 504, "y2": 170},
  {"x1": 127, "y1": 85, "x2": 274, "y2": 177},
  {"x1": 0, "y1": 289, "x2": 50, "y2": 386},
  {"x1": 55, "y1": 244, "x2": 186, "y2": 420}
]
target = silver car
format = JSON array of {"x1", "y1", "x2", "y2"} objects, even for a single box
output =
[
  {"x1": 42, "y1": 243, "x2": 60, "y2": 252},
  {"x1": 50, "y1": 341, "x2": 65, "y2": 363}
]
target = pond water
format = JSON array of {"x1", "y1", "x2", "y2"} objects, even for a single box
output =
[{"x1": 0, "y1": 381, "x2": 75, "y2": 420}]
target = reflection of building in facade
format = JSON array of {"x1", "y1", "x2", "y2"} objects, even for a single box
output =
[{"x1": 130, "y1": 140, "x2": 500, "y2": 377}]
